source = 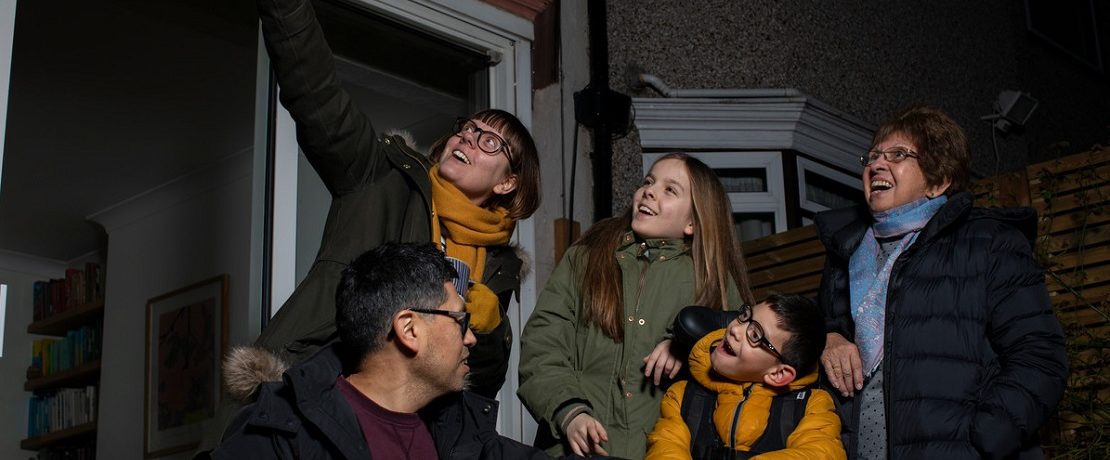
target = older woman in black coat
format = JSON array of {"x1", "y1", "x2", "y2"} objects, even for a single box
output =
[{"x1": 816, "y1": 106, "x2": 1067, "y2": 459}]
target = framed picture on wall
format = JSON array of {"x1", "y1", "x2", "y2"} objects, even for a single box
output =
[{"x1": 144, "y1": 274, "x2": 229, "y2": 458}]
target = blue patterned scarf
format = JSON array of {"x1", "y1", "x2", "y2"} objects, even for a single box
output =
[{"x1": 849, "y1": 195, "x2": 947, "y2": 377}]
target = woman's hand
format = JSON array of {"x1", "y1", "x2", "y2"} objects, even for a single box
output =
[
  {"x1": 565, "y1": 413, "x2": 610, "y2": 456},
  {"x1": 822, "y1": 332, "x2": 864, "y2": 397},
  {"x1": 643, "y1": 339, "x2": 682, "y2": 386}
]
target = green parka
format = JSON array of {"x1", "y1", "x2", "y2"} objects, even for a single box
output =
[
  {"x1": 518, "y1": 232, "x2": 741, "y2": 459},
  {"x1": 252, "y1": 0, "x2": 520, "y2": 399}
]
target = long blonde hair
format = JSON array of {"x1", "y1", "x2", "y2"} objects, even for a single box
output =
[{"x1": 574, "y1": 153, "x2": 754, "y2": 341}]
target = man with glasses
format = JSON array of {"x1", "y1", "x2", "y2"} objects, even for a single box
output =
[
  {"x1": 644, "y1": 294, "x2": 845, "y2": 459},
  {"x1": 211, "y1": 243, "x2": 576, "y2": 460}
]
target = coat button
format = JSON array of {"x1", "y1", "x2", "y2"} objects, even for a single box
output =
[
  {"x1": 402, "y1": 164, "x2": 411, "y2": 169},
  {"x1": 638, "y1": 318, "x2": 646, "y2": 326},
  {"x1": 625, "y1": 391, "x2": 633, "y2": 399},
  {"x1": 627, "y1": 315, "x2": 635, "y2": 322},
  {"x1": 659, "y1": 256, "x2": 666, "y2": 261},
  {"x1": 385, "y1": 138, "x2": 392, "y2": 144},
  {"x1": 482, "y1": 405, "x2": 491, "y2": 414}
]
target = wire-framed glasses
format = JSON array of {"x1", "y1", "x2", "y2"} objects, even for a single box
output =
[
  {"x1": 409, "y1": 308, "x2": 471, "y2": 337},
  {"x1": 859, "y1": 147, "x2": 920, "y2": 166},
  {"x1": 733, "y1": 304, "x2": 785, "y2": 362}
]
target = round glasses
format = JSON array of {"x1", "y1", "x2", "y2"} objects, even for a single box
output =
[
  {"x1": 453, "y1": 118, "x2": 514, "y2": 164},
  {"x1": 733, "y1": 304, "x2": 785, "y2": 362},
  {"x1": 409, "y1": 308, "x2": 471, "y2": 337},
  {"x1": 859, "y1": 147, "x2": 920, "y2": 166}
]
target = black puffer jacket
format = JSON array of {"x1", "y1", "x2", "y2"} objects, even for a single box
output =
[
  {"x1": 211, "y1": 344, "x2": 566, "y2": 460},
  {"x1": 815, "y1": 192, "x2": 1067, "y2": 459}
]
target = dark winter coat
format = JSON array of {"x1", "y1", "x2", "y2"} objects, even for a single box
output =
[
  {"x1": 815, "y1": 192, "x2": 1067, "y2": 459},
  {"x1": 211, "y1": 344, "x2": 562, "y2": 460},
  {"x1": 252, "y1": 0, "x2": 520, "y2": 399}
]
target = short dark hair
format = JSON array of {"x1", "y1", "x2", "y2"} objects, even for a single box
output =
[
  {"x1": 335, "y1": 242, "x2": 458, "y2": 359},
  {"x1": 871, "y1": 105, "x2": 971, "y2": 194},
  {"x1": 764, "y1": 294, "x2": 826, "y2": 375}
]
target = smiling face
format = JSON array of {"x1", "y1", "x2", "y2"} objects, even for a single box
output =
[
  {"x1": 414, "y1": 282, "x2": 477, "y2": 395},
  {"x1": 711, "y1": 302, "x2": 790, "y2": 382},
  {"x1": 863, "y1": 133, "x2": 949, "y2": 213},
  {"x1": 631, "y1": 158, "x2": 695, "y2": 239},
  {"x1": 436, "y1": 118, "x2": 517, "y2": 206}
]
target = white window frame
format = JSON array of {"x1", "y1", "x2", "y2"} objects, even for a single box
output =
[{"x1": 795, "y1": 156, "x2": 863, "y2": 215}]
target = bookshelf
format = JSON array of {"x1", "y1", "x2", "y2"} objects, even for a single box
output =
[
  {"x1": 22, "y1": 265, "x2": 104, "y2": 458},
  {"x1": 27, "y1": 300, "x2": 103, "y2": 336}
]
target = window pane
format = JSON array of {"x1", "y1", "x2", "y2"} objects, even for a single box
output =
[
  {"x1": 716, "y1": 168, "x2": 767, "y2": 193},
  {"x1": 733, "y1": 212, "x2": 775, "y2": 241},
  {"x1": 316, "y1": 0, "x2": 490, "y2": 152},
  {"x1": 804, "y1": 170, "x2": 863, "y2": 210}
]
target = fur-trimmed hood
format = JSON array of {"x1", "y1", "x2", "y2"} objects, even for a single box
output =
[{"x1": 223, "y1": 346, "x2": 289, "y2": 402}]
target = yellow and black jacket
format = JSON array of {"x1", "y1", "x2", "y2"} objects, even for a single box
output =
[{"x1": 646, "y1": 329, "x2": 845, "y2": 460}]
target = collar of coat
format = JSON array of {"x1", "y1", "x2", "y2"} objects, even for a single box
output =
[
  {"x1": 813, "y1": 192, "x2": 1037, "y2": 260},
  {"x1": 616, "y1": 231, "x2": 689, "y2": 260},
  {"x1": 685, "y1": 328, "x2": 819, "y2": 450}
]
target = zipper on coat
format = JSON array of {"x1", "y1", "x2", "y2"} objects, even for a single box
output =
[{"x1": 727, "y1": 385, "x2": 753, "y2": 459}]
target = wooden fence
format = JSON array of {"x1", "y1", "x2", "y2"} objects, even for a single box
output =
[{"x1": 740, "y1": 145, "x2": 1110, "y2": 451}]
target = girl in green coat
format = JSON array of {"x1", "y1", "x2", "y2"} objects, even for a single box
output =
[{"x1": 519, "y1": 153, "x2": 755, "y2": 459}]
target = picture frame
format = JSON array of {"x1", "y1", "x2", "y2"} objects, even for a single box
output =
[{"x1": 144, "y1": 275, "x2": 228, "y2": 458}]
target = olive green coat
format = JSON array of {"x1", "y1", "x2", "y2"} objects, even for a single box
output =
[
  {"x1": 518, "y1": 233, "x2": 741, "y2": 460},
  {"x1": 253, "y1": 0, "x2": 520, "y2": 398}
]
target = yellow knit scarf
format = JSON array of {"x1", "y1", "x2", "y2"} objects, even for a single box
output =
[{"x1": 429, "y1": 165, "x2": 515, "y2": 332}]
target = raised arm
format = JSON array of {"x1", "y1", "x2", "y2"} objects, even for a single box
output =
[
  {"x1": 257, "y1": 0, "x2": 383, "y2": 195},
  {"x1": 971, "y1": 227, "x2": 1068, "y2": 458}
]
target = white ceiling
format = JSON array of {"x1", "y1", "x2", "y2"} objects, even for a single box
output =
[{"x1": 0, "y1": 0, "x2": 258, "y2": 262}]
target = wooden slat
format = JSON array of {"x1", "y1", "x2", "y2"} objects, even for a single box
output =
[
  {"x1": 1027, "y1": 148, "x2": 1110, "y2": 179},
  {"x1": 742, "y1": 226, "x2": 818, "y2": 256},
  {"x1": 1046, "y1": 263, "x2": 1110, "y2": 291},
  {"x1": 1039, "y1": 221, "x2": 1110, "y2": 253},
  {"x1": 1028, "y1": 162, "x2": 1110, "y2": 198},
  {"x1": 748, "y1": 257, "x2": 825, "y2": 287},
  {"x1": 745, "y1": 238, "x2": 825, "y2": 271},
  {"x1": 1037, "y1": 206, "x2": 1110, "y2": 235},
  {"x1": 973, "y1": 169, "x2": 1032, "y2": 207}
]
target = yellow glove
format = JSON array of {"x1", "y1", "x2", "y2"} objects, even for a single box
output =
[{"x1": 465, "y1": 282, "x2": 501, "y2": 333}]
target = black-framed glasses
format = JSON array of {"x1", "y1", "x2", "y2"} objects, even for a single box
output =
[
  {"x1": 733, "y1": 304, "x2": 785, "y2": 362},
  {"x1": 409, "y1": 308, "x2": 471, "y2": 337},
  {"x1": 453, "y1": 118, "x2": 514, "y2": 164},
  {"x1": 859, "y1": 147, "x2": 920, "y2": 166}
]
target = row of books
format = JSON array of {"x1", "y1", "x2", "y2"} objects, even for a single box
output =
[
  {"x1": 27, "y1": 386, "x2": 97, "y2": 438},
  {"x1": 33, "y1": 263, "x2": 105, "y2": 321},
  {"x1": 29, "y1": 321, "x2": 103, "y2": 378}
]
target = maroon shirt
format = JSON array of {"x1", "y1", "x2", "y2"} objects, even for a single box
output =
[{"x1": 336, "y1": 376, "x2": 437, "y2": 460}]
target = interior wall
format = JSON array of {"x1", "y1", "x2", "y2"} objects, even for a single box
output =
[{"x1": 91, "y1": 151, "x2": 254, "y2": 460}]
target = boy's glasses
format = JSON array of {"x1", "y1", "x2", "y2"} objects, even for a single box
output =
[
  {"x1": 409, "y1": 308, "x2": 471, "y2": 337},
  {"x1": 453, "y1": 118, "x2": 514, "y2": 164},
  {"x1": 732, "y1": 304, "x2": 785, "y2": 363}
]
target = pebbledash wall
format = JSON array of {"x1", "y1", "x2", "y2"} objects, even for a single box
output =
[{"x1": 602, "y1": 0, "x2": 1110, "y2": 214}]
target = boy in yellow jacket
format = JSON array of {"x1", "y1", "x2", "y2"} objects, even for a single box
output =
[{"x1": 646, "y1": 294, "x2": 845, "y2": 459}]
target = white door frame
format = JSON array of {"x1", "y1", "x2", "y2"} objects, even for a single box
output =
[{"x1": 250, "y1": 0, "x2": 536, "y2": 441}]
